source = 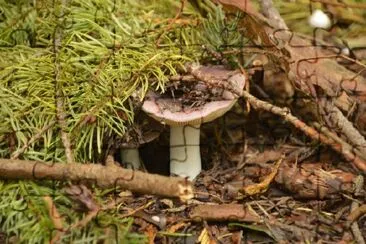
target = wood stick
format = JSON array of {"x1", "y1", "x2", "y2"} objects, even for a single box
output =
[
  {"x1": 190, "y1": 204, "x2": 260, "y2": 222},
  {"x1": 241, "y1": 90, "x2": 366, "y2": 172},
  {"x1": 0, "y1": 158, "x2": 193, "y2": 201}
]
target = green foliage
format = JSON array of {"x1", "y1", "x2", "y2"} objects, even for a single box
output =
[
  {"x1": 0, "y1": 180, "x2": 147, "y2": 243},
  {"x1": 0, "y1": 0, "x2": 249, "y2": 242},
  {"x1": 0, "y1": 0, "x2": 188, "y2": 162},
  {"x1": 0, "y1": 0, "x2": 247, "y2": 162}
]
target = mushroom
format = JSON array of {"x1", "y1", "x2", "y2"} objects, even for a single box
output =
[
  {"x1": 120, "y1": 122, "x2": 161, "y2": 170},
  {"x1": 142, "y1": 64, "x2": 246, "y2": 180},
  {"x1": 121, "y1": 143, "x2": 142, "y2": 170},
  {"x1": 308, "y1": 9, "x2": 331, "y2": 29}
]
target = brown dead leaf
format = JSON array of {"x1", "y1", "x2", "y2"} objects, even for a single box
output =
[
  {"x1": 242, "y1": 156, "x2": 283, "y2": 195},
  {"x1": 160, "y1": 198, "x2": 174, "y2": 209},
  {"x1": 64, "y1": 184, "x2": 100, "y2": 212},
  {"x1": 167, "y1": 222, "x2": 189, "y2": 234},
  {"x1": 231, "y1": 231, "x2": 243, "y2": 244},
  {"x1": 198, "y1": 228, "x2": 217, "y2": 244},
  {"x1": 43, "y1": 196, "x2": 63, "y2": 230},
  {"x1": 145, "y1": 224, "x2": 157, "y2": 244}
]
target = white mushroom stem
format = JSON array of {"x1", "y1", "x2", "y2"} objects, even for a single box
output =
[
  {"x1": 121, "y1": 148, "x2": 141, "y2": 169},
  {"x1": 170, "y1": 125, "x2": 201, "y2": 180}
]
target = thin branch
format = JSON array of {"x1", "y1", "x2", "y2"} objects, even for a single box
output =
[
  {"x1": 43, "y1": 196, "x2": 64, "y2": 230},
  {"x1": 322, "y1": 100, "x2": 366, "y2": 157},
  {"x1": 187, "y1": 64, "x2": 366, "y2": 172},
  {"x1": 312, "y1": 121, "x2": 366, "y2": 165},
  {"x1": 53, "y1": 0, "x2": 74, "y2": 163},
  {"x1": 11, "y1": 121, "x2": 56, "y2": 160},
  {"x1": 190, "y1": 204, "x2": 260, "y2": 222},
  {"x1": 242, "y1": 90, "x2": 366, "y2": 172},
  {"x1": 155, "y1": 0, "x2": 186, "y2": 46}
]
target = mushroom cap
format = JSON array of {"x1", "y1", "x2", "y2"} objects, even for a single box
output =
[
  {"x1": 121, "y1": 130, "x2": 160, "y2": 148},
  {"x1": 120, "y1": 117, "x2": 163, "y2": 149},
  {"x1": 142, "y1": 65, "x2": 246, "y2": 126},
  {"x1": 308, "y1": 9, "x2": 331, "y2": 29}
]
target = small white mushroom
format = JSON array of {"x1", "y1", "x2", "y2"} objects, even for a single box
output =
[
  {"x1": 308, "y1": 9, "x2": 331, "y2": 29},
  {"x1": 142, "y1": 64, "x2": 246, "y2": 180},
  {"x1": 121, "y1": 130, "x2": 160, "y2": 170},
  {"x1": 121, "y1": 148, "x2": 141, "y2": 170}
]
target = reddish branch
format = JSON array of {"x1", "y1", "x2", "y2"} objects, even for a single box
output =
[
  {"x1": 0, "y1": 158, "x2": 194, "y2": 200},
  {"x1": 186, "y1": 64, "x2": 366, "y2": 172},
  {"x1": 242, "y1": 90, "x2": 366, "y2": 172},
  {"x1": 321, "y1": 100, "x2": 366, "y2": 157}
]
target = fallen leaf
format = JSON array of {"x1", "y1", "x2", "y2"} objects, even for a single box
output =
[
  {"x1": 242, "y1": 156, "x2": 283, "y2": 195},
  {"x1": 167, "y1": 222, "x2": 189, "y2": 234},
  {"x1": 145, "y1": 224, "x2": 157, "y2": 244},
  {"x1": 198, "y1": 228, "x2": 217, "y2": 244},
  {"x1": 64, "y1": 184, "x2": 100, "y2": 211}
]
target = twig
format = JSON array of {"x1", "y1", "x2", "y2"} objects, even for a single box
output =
[
  {"x1": 190, "y1": 204, "x2": 260, "y2": 222},
  {"x1": 120, "y1": 200, "x2": 155, "y2": 218},
  {"x1": 44, "y1": 196, "x2": 64, "y2": 244},
  {"x1": 53, "y1": 0, "x2": 74, "y2": 163},
  {"x1": 11, "y1": 121, "x2": 56, "y2": 160},
  {"x1": 348, "y1": 205, "x2": 366, "y2": 225},
  {"x1": 188, "y1": 63, "x2": 366, "y2": 172},
  {"x1": 72, "y1": 209, "x2": 100, "y2": 229},
  {"x1": 312, "y1": 122, "x2": 366, "y2": 165},
  {"x1": 155, "y1": 0, "x2": 186, "y2": 46},
  {"x1": 241, "y1": 90, "x2": 366, "y2": 172},
  {"x1": 348, "y1": 176, "x2": 365, "y2": 244},
  {"x1": 44, "y1": 196, "x2": 64, "y2": 231},
  {"x1": 322, "y1": 99, "x2": 366, "y2": 158},
  {"x1": 0, "y1": 158, "x2": 194, "y2": 201}
]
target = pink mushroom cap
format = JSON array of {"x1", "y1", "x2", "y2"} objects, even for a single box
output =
[{"x1": 142, "y1": 65, "x2": 246, "y2": 126}]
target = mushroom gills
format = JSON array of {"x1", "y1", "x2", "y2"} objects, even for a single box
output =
[{"x1": 170, "y1": 125, "x2": 201, "y2": 180}]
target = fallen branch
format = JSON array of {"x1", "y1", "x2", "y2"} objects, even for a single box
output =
[
  {"x1": 0, "y1": 158, "x2": 193, "y2": 201},
  {"x1": 241, "y1": 90, "x2": 366, "y2": 172},
  {"x1": 322, "y1": 99, "x2": 366, "y2": 158},
  {"x1": 190, "y1": 204, "x2": 260, "y2": 222},
  {"x1": 188, "y1": 63, "x2": 366, "y2": 172}
]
